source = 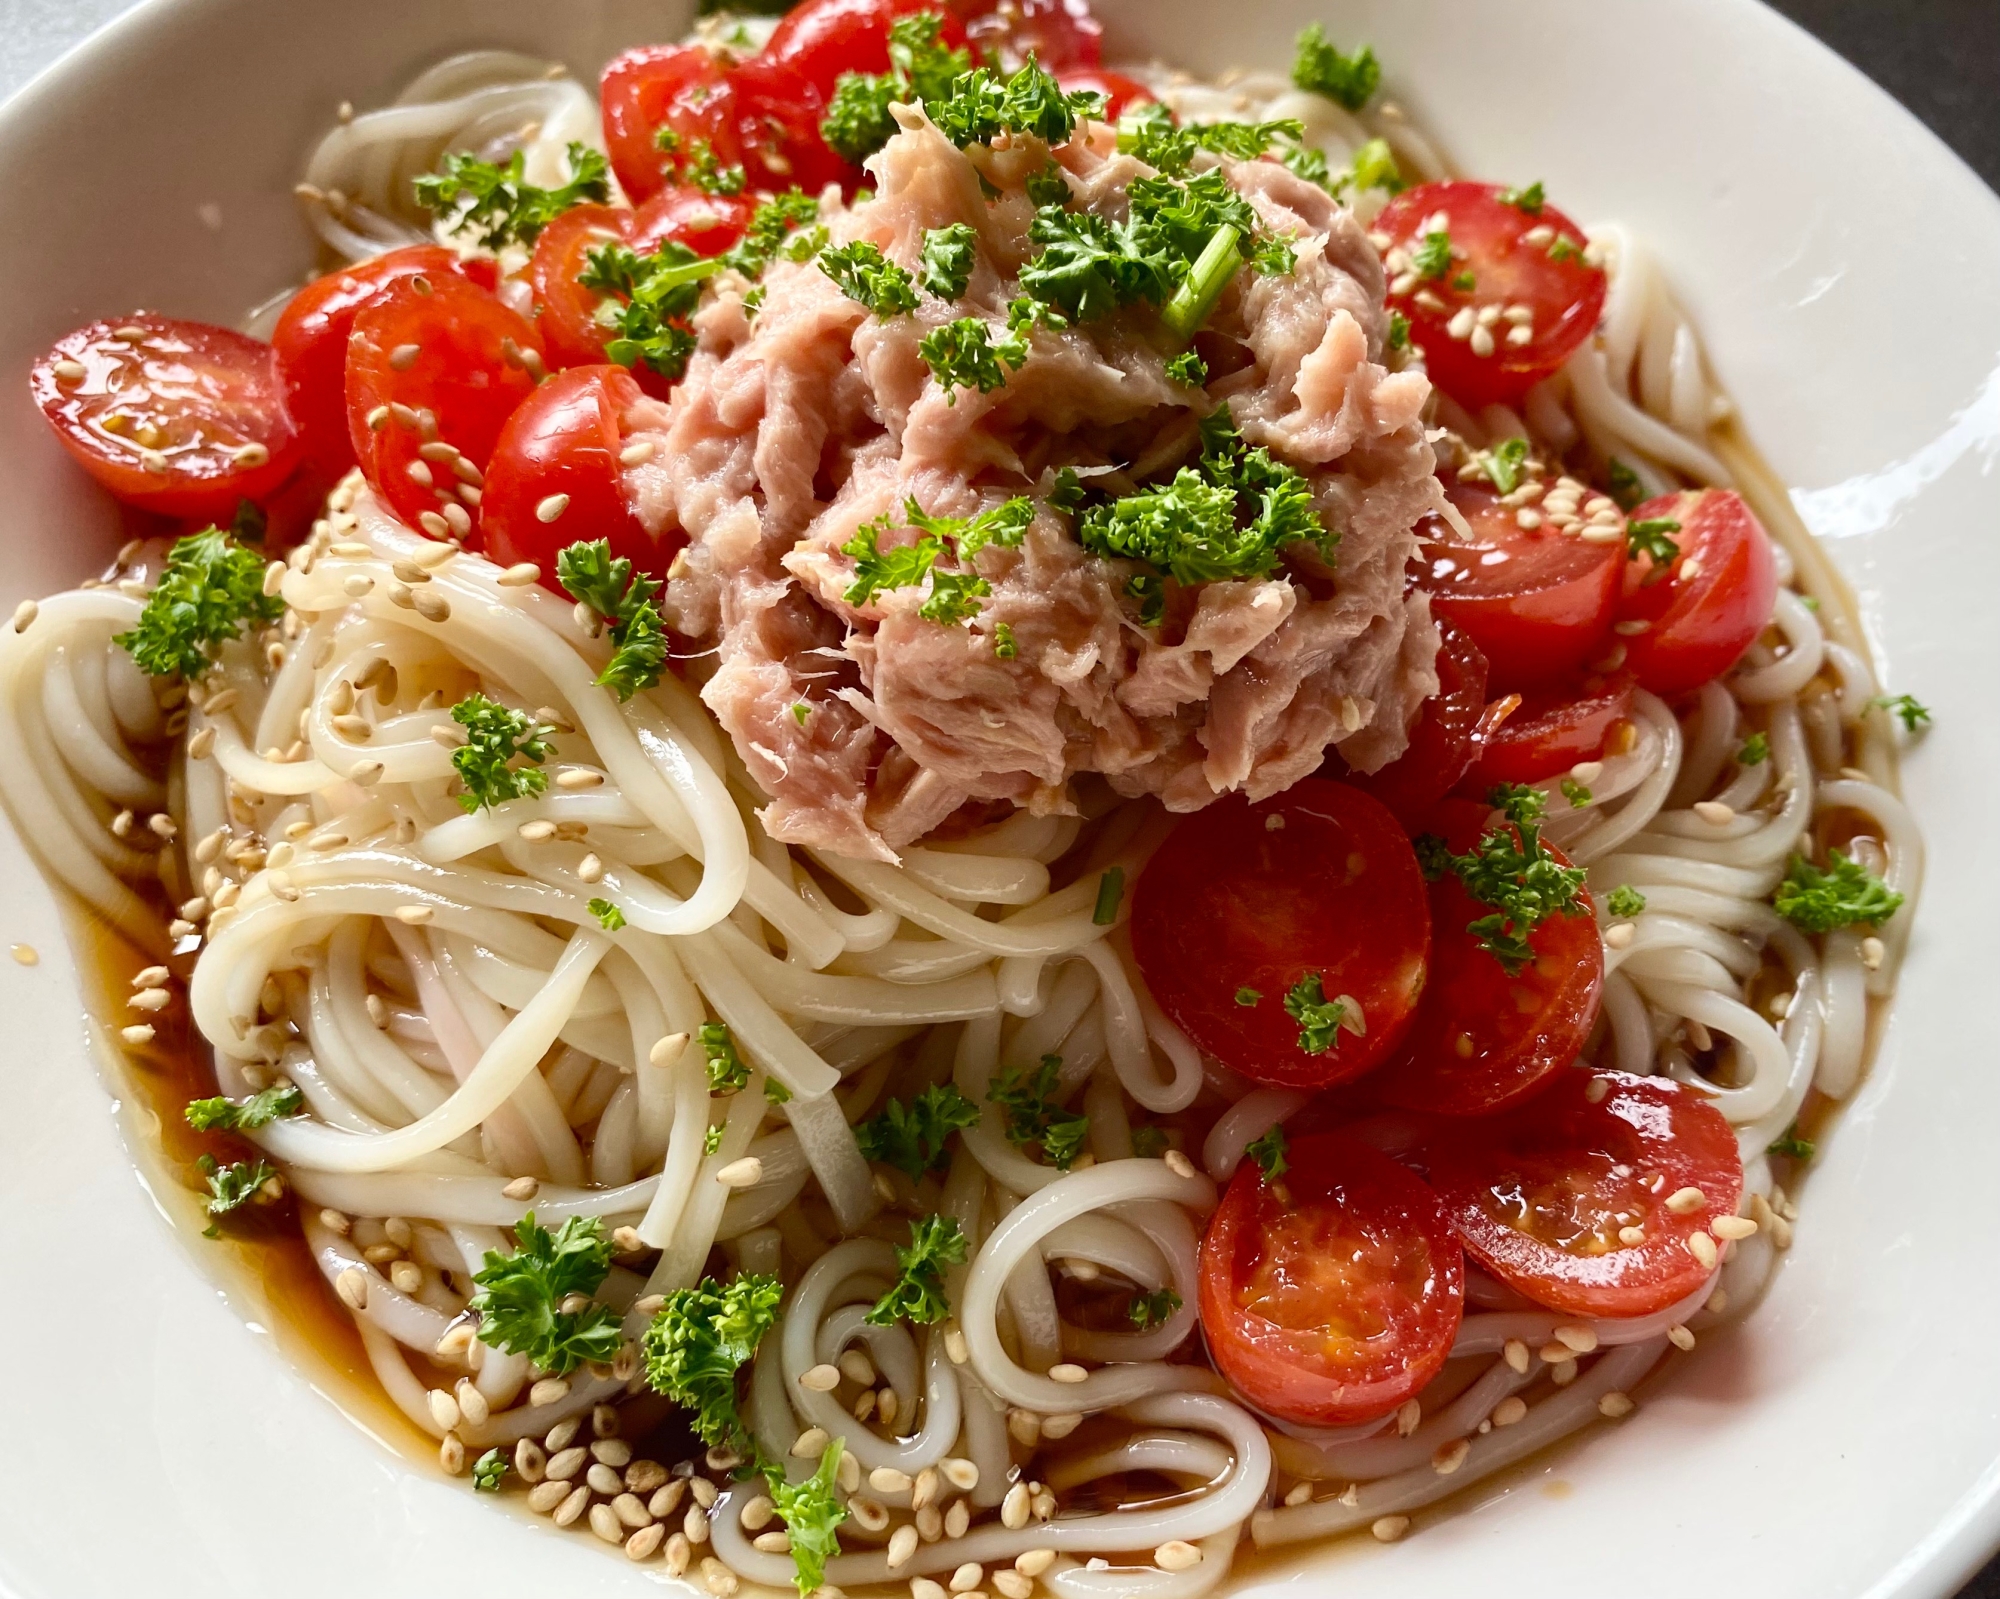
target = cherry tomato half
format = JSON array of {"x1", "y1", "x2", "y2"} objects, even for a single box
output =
[
  {"x1": 273, "y1": 246, "x2": 493, "y2": 478},
  {"x1": 528, "y1": 205, "x2": 636, "y2": 372},
  {"x1": 1131, "y1": 779, "x2": 1429, "y2": 1090},
  {"x1": 1377, "y1": 808, "x2": 1602, "y2": 1117},
  {"x1": 482, "y1": 365, "x2": 681, "y2": 592},
  {"x1": 1337, "y1": 619, "x2": 1490, "y2": 823},
  {"x1": 632, "y1": 185, "x2": 757, "y2": 257},
  {"x1": 30, "y1": 314, "x2": 301, "y2": 520},
  {"x1": 1199, "y1": 1133, "x2": 1465, "y2": 1427},
  {"x1": 766, "y1": 0, "x2": 968, "y2": 99},
  {"x1": 1057, "y1": 68, "x2": 1154, "y2": 119},
  {"x1": 345, "y1": 275, "x2": 541, "y2": 535},
  {"x1": 1426, "y1": 1070, "x2": 1742, "y2": 1319},
  {"x1": 1615, "y1": 489, "x2": 1778, "y2": 699},
  {"x1": 1419, "y1": 482, "x2": 1622, "y2": 693},
  {"x1": 1376, "y1": 181, "x2": 1607, "y2": 410},
  {"x1": 1471, "y1": 675, "x2": 1634, "y2": 789},
  {"x1": 960, "y1": 0, "x2": 1103, "y2": 71}
]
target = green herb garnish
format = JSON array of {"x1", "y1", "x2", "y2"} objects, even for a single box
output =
[{"x1": 468, "y1": 1214, "x2": 622, "y2": 1375}]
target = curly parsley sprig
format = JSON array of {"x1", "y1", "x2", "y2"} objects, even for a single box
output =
[
  {"x1": 414, "y1": 143, "x2": 610, "y2": 249},
  {"x1": 1773, "y1": 850, "x2": 1903, "y2": 933},
  {"x1": 988, "y1": 1054, "x2": 1089, "y2": 1170},
  {"x1": 115, "y1": 528, "x2": 282, "y2": 681},
  {"x1": 642, "y1": 1271, "x2": 783, "y2": 1450},
  {"x1": 185, "y1": 1082, "x2": 303, "y2": 1133},
  {"x1": 468, "y1": 1214, "x2": 623, "y2": 1375},
  {"x1": 555, "y1": 540, "x2": 670, "y2": 699},
  {"x1": 867, "y1": 1213, "x2": 968, "y2": 1326},
  {"x1": 1417, "y1": 785, "x2": 1590, "y2": 974},
  {"x1": 855, "y1": 1083, "x2": 982, "y2": 1182},
  {"x1": 1291, "y1": 23, "x2": 1381, "y2": 110},
  {"x1": 449, "y1": 693, "x2": 554, "y2": 812},
  {"x1": 578, "y1": 239, "x2": 721, "y2": 380}
]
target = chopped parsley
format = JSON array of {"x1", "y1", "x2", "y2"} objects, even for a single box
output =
[
  {"x1": 1130, "y1": 1125, "x2": 1168, "y2": 1159},
  {"x1": 1234, "y1": 987, "x2": 1262, "y2": 1007},
  {"x1": 1291, "y1": 23, "x2": 1381, "y2": 110},
  {"x1": 1026, "y1": 162, "x2": 1072, "y2": 206},
  {"x1": 765, "y1": 1439, "x2": 848, "y2": 1595},
  {"x1": 555, "y1": 540, "x2": 669, "y2": 699},
  {"x1": 587, "y1": 898, "x2": 626, "y2": 931},
  {"x1": 854, "y1": 1082, "x2": 981, "y2": 1181},
  {"x1": 1498, "y1": 180, "x2": 1546, "y2": 215},
  {"x1": 1738, "y1": 732, "x2": 1770, "y2": 765},
  {"x1": 449, "y1": 693, "x2": 553, "y2": 812},
  {"x1": 718, "y1": 189, "x2": 823, "y2": 280},
  {"x1": 843, "y1": 495, "x2": 1035, "y2": 625},
  {"x1": 992, "y1": 621, "x2": 1018, "y2": 659},
  {"x1": 1607, "y1": 458, "x2": 1646, "y2": 512},
  {"x1": 1606, "y1": 885, "x2": 1647, "y2": 919},
  {"x1": 1280, "y1": 143, "x2": 1335, "y2": 192},
  {"x1": 196, "y1": 1154, "x2": 277, "y2": 1232},
  {"x1": 642, "y1": 1272, "x2": 784, "y2": 1450},
  {"x1": 578, "y1": 239, "x2": 720, "y2": 380},
  {"x1": 764, "y1": 1076, "x2": 793, "y2": 1106},
  {"x1": 472, "y1": 1448, "x2": 509, "y2": 1492},
  {"x1": 919, "y1": 222, "x2": 979, "y2": 300},
  {"x1": 414, "y1": 142, "x2": 610, "y2": 249},
  {"x1": 1416, "y1": 785, "x2": 1590, "y2": 974},
  {"x1": 819, "y1": 240, "x2": 919, "y2": 317},
  {"x1": 1345, "y1": 137, "x2": 1404, "y2": 197},
  {"x1": 1483, "y1": 436, "x2": 1533, "y2": 496},
  {"x1": 1245, "y1": 1123, "x2": 1288, "y2": 1182},
  {"x1": 1627, "y1": 516, "x2": 1683, "y2": 572},
  {"x1": 1561, "y1": 776, "x2": 1593, "y2": 808},
  {"x1": 1128, "y1": 1287, "x2": 1183, "y2": 1329},
  {"x1": 1410, "y1": 228, "x2": 1453, "y2": 281},
  {"x1": 1092, "y1": 866, "x2": 1125, "y2": 926},
  {"x1": 1767, "y1": 1124, "x2": 1815, "y2": 1161},
  {"x1": 989, "y1": 1053, "x2": 1089, "y2": 1170},
  {"x1": 700, "y1": 1021, "x2": 750, "y2": 1093},
  {"x1": 1165, "y1": 350, "x2": 1209, "y2": 387},
  {"x1": 1548, "y1": 235, "x2": 1585, "y2": 264},
  {"x1": 185, "y1": 1082, "x2": 303, "y2": 1133},
  {"x1": 1116, "y1": 102, "x2": 1305, "y2": 177},
  {"x1": 1773, "y1": 851, "x2": 1903, "y2": 933},
  {"x1": 468, "y1": 1214, "x2": 622, "y2": 1375},
  {"x1": 918, "y1": 315, "x2": 1014, "y2": 398},
  {"x1": 821, "y1": 12, "x2": 976, "y2": 164},
  {"x1": 115, "y1": 528, "x2": 283, "y2": 681},
  {"x1": 1871, "y1": 693, "x2": 1932, "y2": 732},
  {"x1": 661, "y1": 133, "x2": 746, "y2": 197},
  {"x1": 1387, "y1": 310, "x2": 1411, "y2": 351},
  {"x1": 1283, "y1": 972, "x2": 1350, "y2": 1054},
  {"x1": 1076, "y1": 411, "x2": 1332, "y2": 599},
  {"x1": 929, "y1": 58, "x2": 1102, "y2": 150},
  {"x1": 703, "y1": 1124, "x2": 725, "y2": 1155},
  {"x1": 866, "y1": 1213, "x2": 967, "y2": 1326}
]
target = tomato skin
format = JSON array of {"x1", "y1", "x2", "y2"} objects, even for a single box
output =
[
  {"x1": 1426, "y1": 1070, "x2": 1743, "y2": 1319},
  {"x1": 344, "y1": 275, "x2": 542, "y2": 534},
  {"x1": 1377, "y1": 838, "x2": 1602, "y2": 1118},
  {"x1": 31, "y1": 314, "x2": 301, "y2": 520},
  {"x1": 1131, "y1": 780, "x2": 1430, "y2": 1091},
  {"x1": 273, "y1": 246, "x2": 489, "y2": 477},
  {"x1": 527, "y1": 205, "x2": 635, "y2": 372},
  {"x1": 1472, "y1": 675, "x2": 1634, "y2": 789},
  {"x1": 1376, "y1": 181, "x2": 1607, "y2": 409},
  {"x1": 959, "y1": 0, "x2": 1103, "y2": 71},
  {"x1": 1616, "y1": 489, "x2": 1778, "y2": 699},
  {"x1": 1199, "y1": 1133, "x2": 1464, "y2": 1427},
  {"x1": 1337, "y1": 620, "x2": 1490, "y2": 823},
  {"x1": 482, "y1": 366, "x2": 679, "y2": 591},
  {"x1": 632, "y1": 185, "x2": 756, "y2": 257},
  {"x1": 602, "y1": 45, "x2": 731, "y2": 205},
  {"x1": 1056, "y1": 68, "x2": 1153, "y2": 119},
  {"x1": 766, "y1": 0, "x2": 968, "y2": 98},
  {"x1": 1419, "y1": 482, "x2": 1622, "y2": 693},
  {"x1": 728, "y1": 58, "x2": 853, "y2": 195}
]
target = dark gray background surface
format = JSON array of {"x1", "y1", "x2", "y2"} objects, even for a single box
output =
[{"x1": 1764, "y1": 2, "x2": 1997, "y2": 1584}]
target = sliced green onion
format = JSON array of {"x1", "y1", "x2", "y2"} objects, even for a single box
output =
[
  {"x1": 1162, "y1": 225, "x2": 1241, "y2": 342},
  {"x1": 1092, "y1": 866, "x2": 1125, "y2": 926}
]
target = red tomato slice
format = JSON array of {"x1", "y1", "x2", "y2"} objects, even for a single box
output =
[
  {"x1": 729, "y1": 59, "x2": 853, "y2": 194},
  {"x1": 1057, "y1": 68, "x2": 1153, "y2": 119},
  {"x1": 1376, "y1": 181, "x2": 1607, "y2": 410},
  {"x1": 765, "y1": 0, "x2": 968, "y2": 99},
  {"x1": 344, "y1": 275, "x2": 541, "y2": 535},
  {"x1": 30, "y1": 314, "x2": 301, "y2": 521},
  {"x1": 632, "y1": 185, "x2": 757, "y2": 257},
  {"x1": 602, "y1": 45, "x2": 731, "y2": 205},
  {"x1": 1377, "y1": 822, "x2": 1602, "y2": 1117},
  {"x1": 1131, "y1": 779, "x2": 1430, "y2": 1091},
  {"x1": 1426, "y1": 1070, "x2": 1743, "y2": 1319},
  {"x1": 1419, "y1": 482, "x2": 1622, "y2": 693},
  {"x1": 482, "y1": 365, "x2": 680, "y2": 591},
  {"x1": 1615, "y1": 489, "x2": 1778, "y2": 699},
  {"x1": 960, "y1": 0, "x2": 1103, "y2": 71},
  {"x1": 1337, "y1": 619, "x2": 1489, "y2": 823},
  {"x1": 272, "y1": 246, "x2": 490, "y2": 478},
  {"x1": 528, "y1": 205, "x2": 636, "y2": 372},
  {"x1": 1199, "y1": 1132, "x2": 1464, "y2": 1427},
  {"x1": 1472, "y1": 675, "x2": 1634, "y2": 789}
]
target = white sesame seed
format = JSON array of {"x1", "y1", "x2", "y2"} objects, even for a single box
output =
[
  {"x1": 1515, "y1": 508, "x2": 1543, "y2": 530},
  {"x1": 1860, "y1": 935, "x2": 1886, "y2": 971},
  {"x1": 1492, "y1": 1395, "x2": 1528, "y2": 1427},
  {"x1": 1539, "y1": 1341, "x2": 1577, "y2": 1366},
  {"x1": 1431, "y1": 1438, "x2": 1470, "y2": 1475},
  {"x1": 536, "y1": 493, "x2": 572, "y2": 523},
  {"x1": 417, "y1": 511, "x2": 451, "y2": 539},
  {"x1": 1017, "y1": 1549, "x2": 1056, "y2": 1577},
  {"x1": 1668, "y1": 1324, "x2": 1697, "y2": 1351},
  {"x1": 52, "y1": 358, "x2": 87, "y2": 383},
  {"x1": 1446, "y1": 306, "x2": 1476, "y2": 340},
  {"x1": 800, "y1": 1363, "x2": 841, "y2": 1392},
  {"x1": 620, "y1": 439, "x2": 656, "y2": 466},
  {"x1": 1665, "y1": 1186, "x2": 1707, "y2": 1214},
  {"x1": 1049, "y1": 1362, "x2": 1088, "y2": 1384},
  {"x1": 395, "y1": 905, "x2": 434, "y2": 925},
  {"x1": 232, "y1": 442, "x2": 270, "y2": 468},
  {"x1": 1389, "y1": 271, "x2": 1418, "y2": 295},
  {"x1": 1692, "y1": 799, "x2": 1736, "y2": 826},
  {"x1": 1164, "y1": 1149, "x2": 1195, "y2": 1178},
  {"x1": 1155, "y1": 1541, "x2": 1202, "y2": 1572},
  {"x1": 1599, "y1": 1391, "x2": 1635, "y2": 1418},
  {"x1": 1554, "y1": 1323, "x2": 1598, "y2": 1353},
  {"x1": 1396, "y1": 1398, "x2": 1421, "y2": 1436},
  {"x1": 11, "y1": 600, "x2": 38, "y2": 633},
  {"x1": 498, "y1": 562, "x2": 541, "y2": 586},
  {"x1": 1687, "y1": 1231, "x2": 1719, "y2": 1269},
  {"x1": 121, "y1": 1024, "x2": 157, "y2": 1045},
  {"x1": 412, "y1": 590, "x2": 451, "y2": 623},
  {"x1": 1712, "y1": 1214, "x2": 1758, "y2": 1241},
  {"x1": 1469, "y1": 324, "x2": 1496, "y2": 358},
  {"x1": 887, "y1": 1526, "x2": 920, "y2": 1568},
  {"x1": 1371, "y1": 1515, "x2": 1410, "y2": 1543},
  {"x1": 717, "y1": 1157, "x2": 763, "y2": 1188}
]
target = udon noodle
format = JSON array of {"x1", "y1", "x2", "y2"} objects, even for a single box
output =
[{"x1": 0, "y1": 33, "x2": 1922, "y2": 1598}]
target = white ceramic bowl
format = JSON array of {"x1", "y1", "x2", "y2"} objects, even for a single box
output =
[{"x1": 0, "y1": 2, "x2": 1995, "y2": 1596}]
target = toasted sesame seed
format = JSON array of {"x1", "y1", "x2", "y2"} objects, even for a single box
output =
[
  {"x1": 887, "y1": 1526, "x2": 920, "y2": 1568},
  {"x1": 389, "y1": 343, "x2": 421, "y2": 370},
  {"x1": 1491, "y1": 1395, "x2": 1528, "y2": 1427},
  {"x1": 498, "y1": 561, "x2": 541, "y2": 586},
  {"x1": 717, "y1": 1157, "x2": 763, "y2": 1188},
  {"x1": 11, "y1": 599, "x2": 38, "y2": 633},
  {"x1": 427, "y1": 1388, "x2": 461, "y2": 1431},
  {"x1": 1599, "y1": 1391, "x2": 1635, "y2": 1418},
  {"x1": 1665, "y1": 1186, "x2": 1707, "y2": 1215},
  {"x1": 1692, "y1": 800, "x2": 1735, "y2": 825},
  {"x1": 1469, "y1": 324, "x2": 1496, "y2": 358},
  {"x1": 1164, "y1": 1149, "x2": 1195, "y2": 1178},
  {"x1": 620, "y1": 439, "x2": 656, "y2": 466},
  {"x1": 530, "y1": 1375, "x2": 570, "y2": 1406},
  {"x1": 1372, "y1": 1515, "x2": 1411, "y2": 1543},
  {"x1": 417, "y1": 511, "x2": 451, "y2": 539},
  {"x1": 588, "y1": 1463, "x2": 624, "y2": 1496},
  {"x1": 121, "y1": 1023, "x2": 157, "y2": 1045},
  {"x1": 752, "y1": 1530, "x2": 792, "y2": 1554},
  {"x1": 1618, "y1": 1224, "x2": 1646, "y2": 1245},
  {"x1": 911, "y1": 1465, "x2": 941, "y2": 1510},
  {"x1": 1002, "y1": 1481, "x2": 1031, "y2": 1529},
  {"x1": 1431, "y1": 1438, "x2": 1470, "y2": 1475},
  {"x1": 1017, "y1": 1549, "x2": 1057, "y2": 1577},
  {"x1": 518, "y1": 820, "x2": 557, "y2": 842},
  {"x1": 527, "y1": 1479, "x2": 569, "y2": 1514},
  {"x1": 625, "y1": 1523, "x2": 666, "y2": 1560},
  {"x1": 232, "y1": 442, "x2": 270, "y2": 467},
  {"x1": 941, "y1": 1456, "x2": 979, "y2": 1492},
  {"x1": 1712, "y1": 1214, "x2": 1758, "y2": 1241},
  {"x1": 1668, "y1": 1324, "x2": 1697, "y2": 1351},
  {"x1": 791, "y1": 1426, "x2": 829, "y2": 1459},
  {"x1": 1860, "y1": 935, "x2": 1886, "y2": 971},
  {"x1": 1395, "y1": 1397, "x2": 1421, "y2": 1436},
  {"x1": 1539, "y1": 1341, "x2": 1578, "y2": 1366},
  {"x1": 1506, "y1": 324, "x2": 1534, "y2": 347},
  {"x1": 536, "y1": 493, "x2": 571, "y2": 523},
  {"x1": 1049, "y1": 1362, "x2": 1088, "y2": 1384},
  {"x1": 1687, "y1": 1231, "x2": 1719, "y2": 1268},
  {"x1": 336, "y1": 1267, "x2": 370, "y2": 1309},
  {"x1": 1515, "y1": 508, "x2": 1543, "y2": 530},
  {"x1": 1554, "y1": 1323, "x2": 1598, "y2": 1353}
]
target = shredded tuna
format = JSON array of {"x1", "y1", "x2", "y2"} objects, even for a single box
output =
[{"x1": 632, "y1": 112, "x2": 1444, "y2": 861}]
